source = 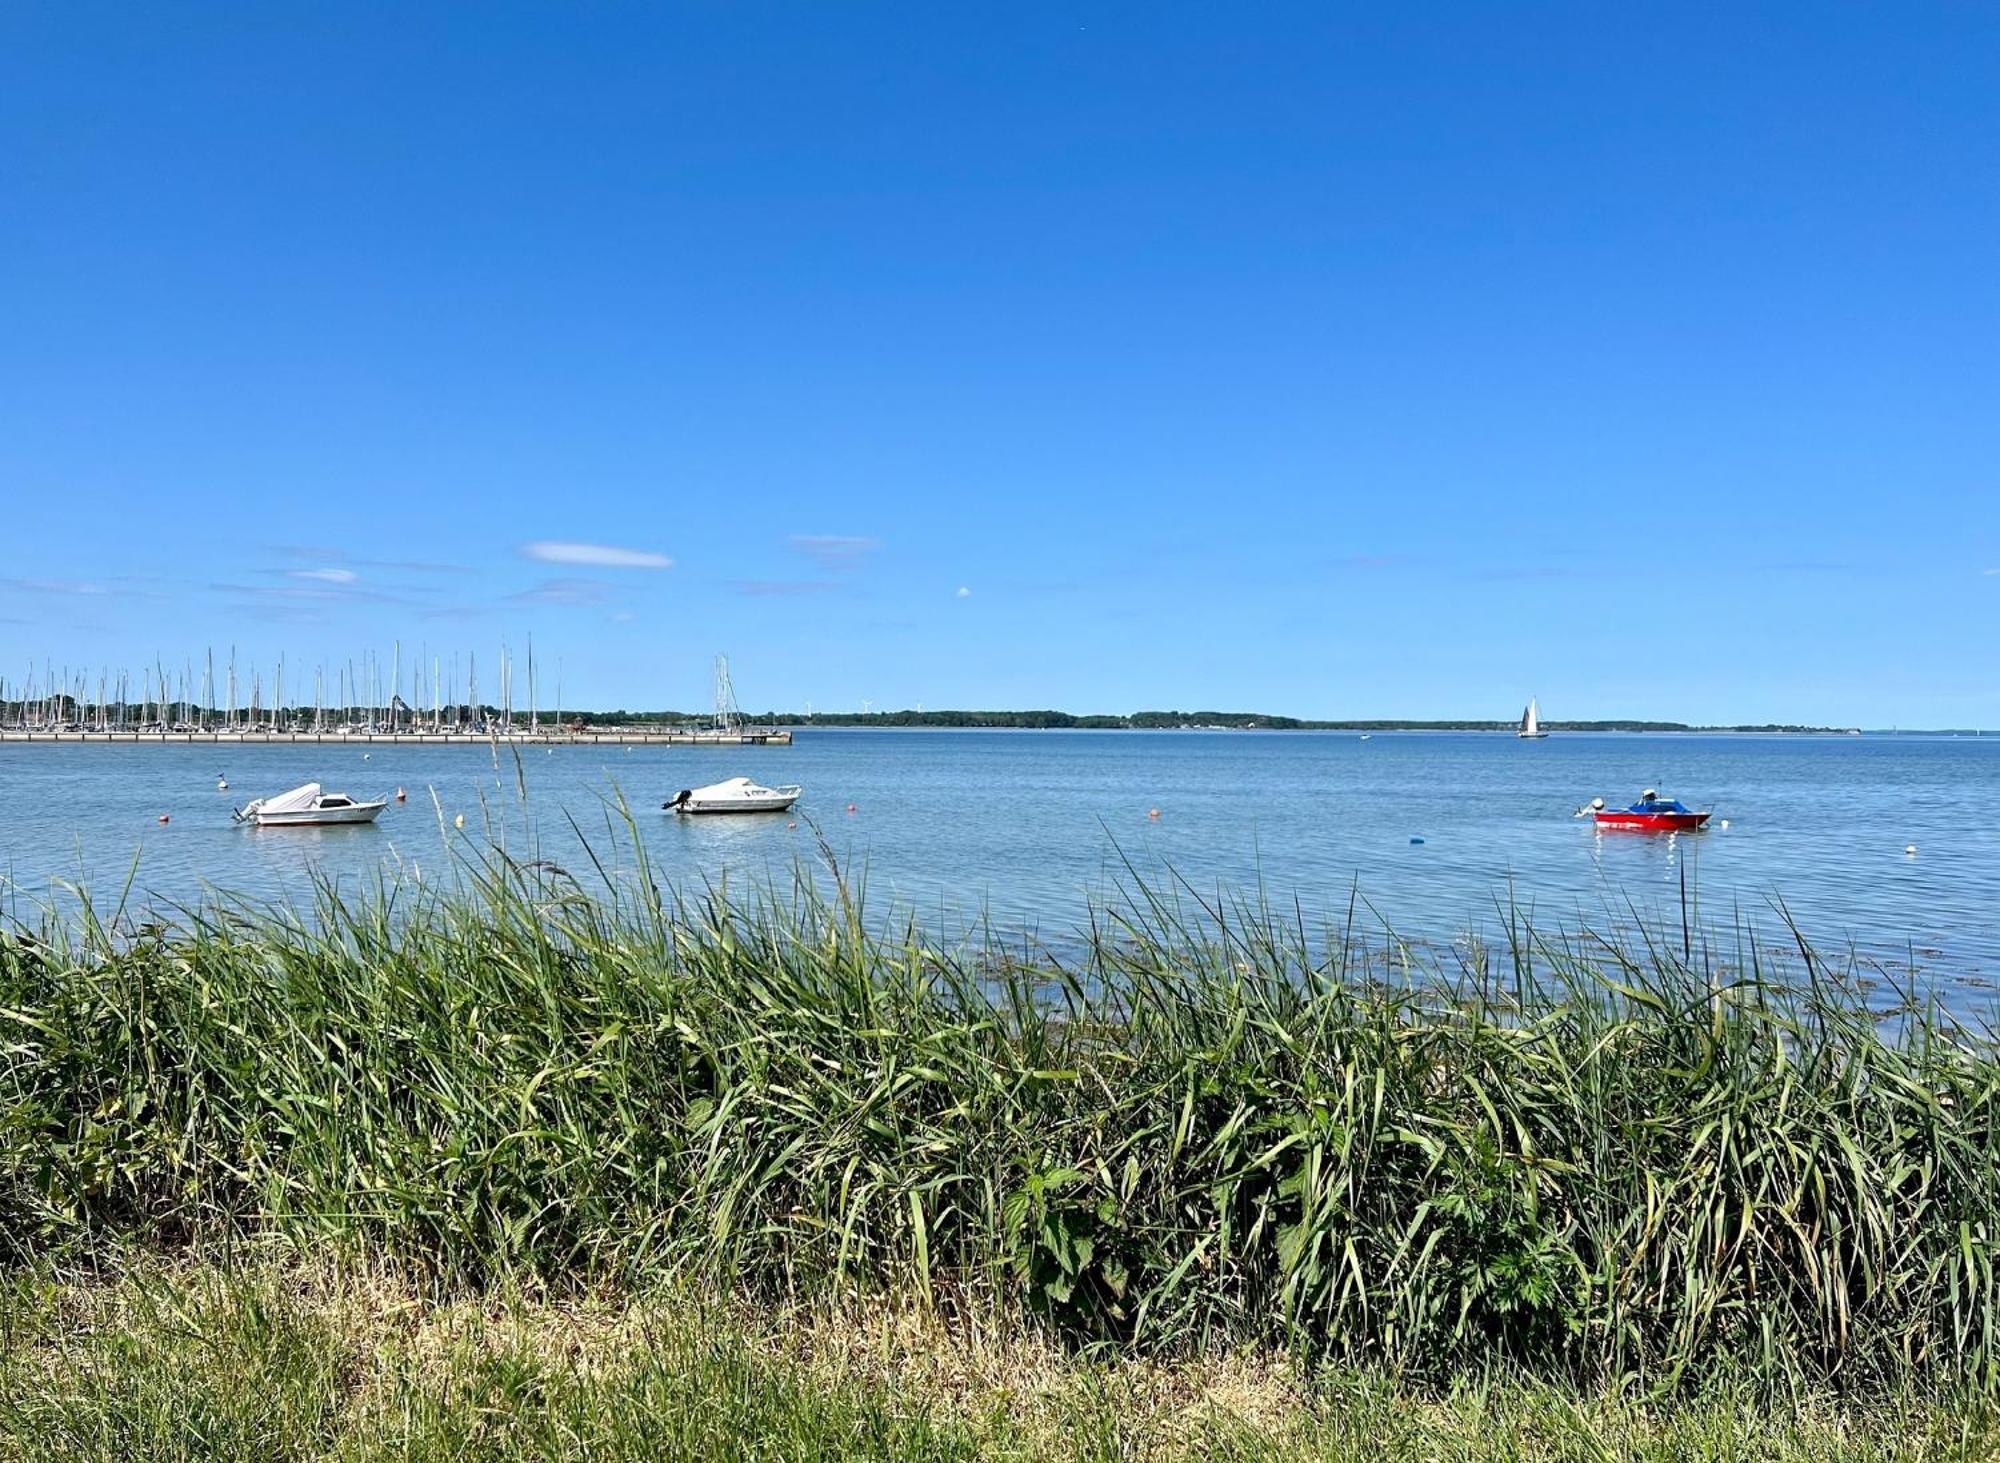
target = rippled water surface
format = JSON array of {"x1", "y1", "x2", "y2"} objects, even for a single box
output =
[{"x1": 3, "y1": 731, "x2": 1998, "y2": 988}]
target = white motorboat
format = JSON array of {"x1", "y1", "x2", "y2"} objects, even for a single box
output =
[
  {"x1": 664, "y1": 776, "x2": 802, "y2": 815},
  {"x1": 235, "y1": 781, "x2": 387, "y2": 826}
]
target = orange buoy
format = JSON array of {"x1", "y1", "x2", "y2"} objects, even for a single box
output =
[
  {"x1": 846, "y1": 802, "x2": 858, "y2": 813},
  {"x1": 1149, "y1": 808, "x2": 1160, "y2": 819}
]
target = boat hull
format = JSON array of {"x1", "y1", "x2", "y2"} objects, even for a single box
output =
[
  {"x1": 252, "y1": 803, "x2": 387, "y2": 826},
  {"x1": 1592, "y1": 810, "x2": 1709, "y2": 831},
  {"x1": 674, "y1": 794, "x2": 799, "y2": 814}
]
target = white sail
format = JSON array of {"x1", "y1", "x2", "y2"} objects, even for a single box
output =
[{"x1": 1519, "y1": 698, "x2": 1546, "y2": 738}]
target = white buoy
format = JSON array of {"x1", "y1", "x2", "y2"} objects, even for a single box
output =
[
  {"x1": 1718, "y1": 819, "x2": 1729, "y2": 830},
  {"x1": 1906, "y1": 843, "x2": 1918, "y2": 856},
  {"x1": 217, "y1": 776, "x2": 228, "y2": 791}
]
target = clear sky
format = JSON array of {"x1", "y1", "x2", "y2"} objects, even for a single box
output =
[{"x1": 2, "y1": 3, "x2": 1994, "y2": 723}]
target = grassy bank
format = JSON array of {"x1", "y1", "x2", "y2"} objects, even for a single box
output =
[
  {"x1": 3, "y1": 1260, "x2": 1994, "y2": 1461},
  {"x1": 4, "y1": 841, "x2": 2000, "y2": 1440}
]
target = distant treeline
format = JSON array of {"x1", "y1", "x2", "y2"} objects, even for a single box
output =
[
  {"x1": 565, "y1": 707, "x2": 1865, "y2": 734},
  {"x1": 0, "y1": 695, "x2": 1874, "y2": 736}
]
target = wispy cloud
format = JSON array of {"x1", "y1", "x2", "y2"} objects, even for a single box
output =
[
  {"x1": 730, "y1": 579, "x2": 841, "y2": 597},
  {"x1": 266, "y1": 546, "x2": 472, "y2": 575},
  {"x1": 508, "y1": 577, "x2": 612, "y2": 606},
  {"x1": 287, "y1": 567, "x2": 358, "y2": 584},
  {"x1": 1984, "y1": 568, "x2": 2000, "y2": 577},
  {"x1": 789, "y1": 534, "x2": 881, "y2": 570},
  {"x1": 256, "y1": 606, "x2": 334, "y2": 626},
  {"x1": 209, "y1": 581, "x2": 417, "y2": 607},
  {"x1": 0, "y1": 577, "x2": 107, "y2": 595},
  {"x1": 356, "y1": 557, "x2": 473, "y2": 574},
  {"x1": 1468, "y1": 565, "x2": 1585, "y2": 583},
  {"x1": 955, "y1": 586, "x2": 973, "y2": 599},
  {"x1": 520, "y1": 540, "x2": 673, "y2": 570}
]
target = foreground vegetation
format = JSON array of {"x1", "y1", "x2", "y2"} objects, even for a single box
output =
[
  {"x1": 4, "y1": 835, "x2": 1999, "y2": 1452},
  {"x1": 4, "y1": 1260, "x2": 1994, "y2": 1462}
]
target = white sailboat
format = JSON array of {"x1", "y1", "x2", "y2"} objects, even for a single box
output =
[{"x1": 1518, "y1": 697, "x2": 1549, "y2": 739}]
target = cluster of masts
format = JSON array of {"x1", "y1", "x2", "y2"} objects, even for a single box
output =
[{"x1": 1, "y1": 640, "x2": 569, "y2": 735}]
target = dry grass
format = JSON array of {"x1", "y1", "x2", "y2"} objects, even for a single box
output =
[{"x1": 5, "y1": 1257, "x2": 1996, "y2": 1461}]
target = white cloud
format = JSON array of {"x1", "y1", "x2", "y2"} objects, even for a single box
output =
[
  {"x1": 955, "y1": 586, "x2": 972, "y2": 599},
  {"x1": 1984, "y1": 567, "x2": 2000, "y2": 577},
  {"x1": 520, "y1": 540, "x2": 674, "y2": 569},
  {"x1": 288, "y1": 567, "x2": 358, "y2": 584}
]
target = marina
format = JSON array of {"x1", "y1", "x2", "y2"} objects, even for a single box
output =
[{"x1": 0, "y1": 650, "x2": 793, "y2": 745}]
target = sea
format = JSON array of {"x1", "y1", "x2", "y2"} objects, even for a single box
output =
[{"x1": 3, "y1": 730, "x2": 1997, "y2": 996}]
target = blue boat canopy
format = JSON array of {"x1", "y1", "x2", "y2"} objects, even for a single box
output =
[{"x1": 1628, "y1": 795, "x2": 1691, "y2": 814}]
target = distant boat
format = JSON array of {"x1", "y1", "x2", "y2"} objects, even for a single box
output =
[
  {"x1": 1518, "y1": 698, "x2": 1549, "y2": 739},
  {"x1": 665, "y1": 776, "x2": 802, "y2": 815},
  {"x1": 235, "y1": 781, "x2": 386, "y2": 826}
]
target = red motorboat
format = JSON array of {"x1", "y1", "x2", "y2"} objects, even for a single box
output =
[{"x1": 1583, "y1": 790, "x2": 1711, "y2": 831}]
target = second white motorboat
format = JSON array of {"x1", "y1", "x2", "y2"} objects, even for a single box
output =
[
  {"x1": 235, "y1": 781, "x2": 388, "y2": 826},
  {"x1": 664, "y1": 776, "x2": 802, "y2": 815}
]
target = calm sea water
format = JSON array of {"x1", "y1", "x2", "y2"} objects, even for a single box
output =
[{"x1": 3, "y1": 731, "x2": 1998, "y2": 989}]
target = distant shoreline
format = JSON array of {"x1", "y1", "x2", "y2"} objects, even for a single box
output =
[
  {"x1": 786, "y1": 723, "x2": 1956, "y2": 736},
  {"x1": 600, "y1": 711, "x2": 1900, "y2": 735},
  {"x1": 4, "y1": 721, "x2": 1983, "y2": 743},
  {"x1": 0, "y1": 728, "x2": 791, "y2": 747}
]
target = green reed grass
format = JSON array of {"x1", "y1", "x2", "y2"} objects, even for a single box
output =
[{"x1": 3, "y1": 825, "x2": 1998, "y2": 1398}]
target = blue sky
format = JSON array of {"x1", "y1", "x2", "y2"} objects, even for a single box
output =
[{"x1": 2, "y1": 3, "x2": 1994, "y2": 723}]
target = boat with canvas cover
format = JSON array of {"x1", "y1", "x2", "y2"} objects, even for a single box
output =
[
  {"x1": 1581, "y1": 790, "x2": 1710, "y2": 831},
  {"x1": 664, "y1": 776, "x2": 802, "y2": 814},
  {"x1": 234, "y1": 781, "x2": 387, "y2": 826}
]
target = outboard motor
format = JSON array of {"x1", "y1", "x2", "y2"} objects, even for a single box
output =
[{"x1": 664, "y1": 789, "x2": 692, "y2": 810}]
